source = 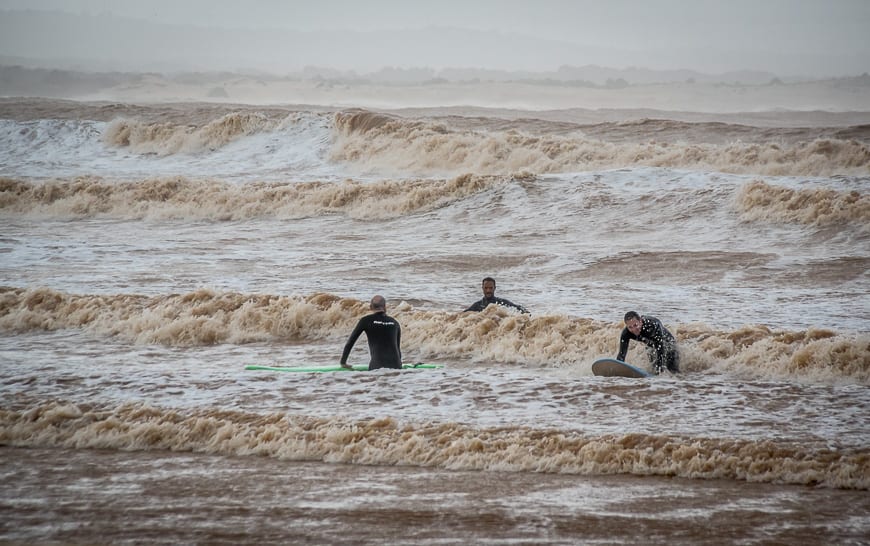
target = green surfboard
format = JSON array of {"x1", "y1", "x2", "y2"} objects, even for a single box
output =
[{"x1": 245, "y1": 363, "x2": 443, "y2": 373}]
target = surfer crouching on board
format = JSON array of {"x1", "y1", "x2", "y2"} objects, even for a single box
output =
[
  {"x1": 616, "y1": 311, "x2": 680, "y2": 374},
  {"x1": 464, "y1": 277, "x2": 529, "y2": 314},
  {"x1": 340, "y1": 295, "x2": 402, "y2": 370}
]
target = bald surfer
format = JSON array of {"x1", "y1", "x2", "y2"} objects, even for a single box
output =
[{"x1": 340, "y1": 295, "x2": 402, "y2": 370}]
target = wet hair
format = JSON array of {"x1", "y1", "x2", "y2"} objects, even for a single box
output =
[
  {"x1": 482, "y1": 276, "x2": 496, "y2": 287},
  {"x1": 370, "y1": 295, "x2": 386, "y2": 311},
  {"x1": 623, "y1": 311, "x2": 640, "y2": 322}
]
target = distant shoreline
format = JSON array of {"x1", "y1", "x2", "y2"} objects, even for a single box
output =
[{"x1": 2, "y1": 71, "x2": 870, "y2": 127}]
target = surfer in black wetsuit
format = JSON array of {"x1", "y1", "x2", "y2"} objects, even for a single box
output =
[
  {"x1": 464, "y1": 277, "x2": 529, "y2": 314},
  {"x1": 340, "y1": 295, "x2": 402, "y2": 370},
  {"x1": 616, "y1": 311, "x2": 680, "y2": 374}
]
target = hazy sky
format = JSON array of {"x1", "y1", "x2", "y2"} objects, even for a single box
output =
[{"x1": 1, "y1": 0, "x2": 868, "y2": 76}]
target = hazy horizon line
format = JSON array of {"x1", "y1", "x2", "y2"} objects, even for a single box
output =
[{"x1": 7, "y1": 59, "x2": 870, "y2": 87}]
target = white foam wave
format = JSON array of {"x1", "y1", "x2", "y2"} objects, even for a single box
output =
[{"x1": 0, "y1": 113, "x2": 341, "y2": 181}]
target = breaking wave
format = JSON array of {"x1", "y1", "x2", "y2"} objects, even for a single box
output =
[
  {"x1": 1, "y1": 401, "x2": 866, "y2": 490},
  {"x1": 333, "y1": 110, "x2": 870, "y2": 176},
  {"x1": 0, "y1": 174, "x2": 513, "y2": 220},
  {"x1": 735, "y1": 179, "x2": 870, "y2": 227},
  {"x1": 2, "y1": 287, "x2": 867, "y2": 385},
  {"x1": 103, "y1": 112, "x2": 279, "y2": 155}
]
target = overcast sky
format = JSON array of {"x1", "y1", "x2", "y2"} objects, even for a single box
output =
[{"x1": 1, "y1": 0, "x2": 868, "y2": 76}]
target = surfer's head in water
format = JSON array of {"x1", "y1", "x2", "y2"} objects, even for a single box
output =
[
  {"x1": 481, "y1": 277, "x2": 496, "y2": 299},
  {"x1": 464, "y1": 277, "x2": 529, "y2": 314}
]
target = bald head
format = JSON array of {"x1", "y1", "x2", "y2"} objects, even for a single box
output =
[{"x1": 370, "y1": 295, "x2": 386, "y2": 311}]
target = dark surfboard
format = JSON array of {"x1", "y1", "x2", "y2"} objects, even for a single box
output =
[{"x1": 592, "y1": 358, "x2": 652, "y2": 378}]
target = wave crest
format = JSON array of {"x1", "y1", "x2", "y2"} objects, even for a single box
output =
[
  {"x1": 103, "y1": 112, "x2": 276, "y2": 155},
  {"x1": 735, "y1": 179, "x2": 870, "y2": 227},
  {"x1": 0, "y1": 174, "x2": 510, "y2": 220},
  {"x1": 334, "y1": 109, "x2": 405, "y2": 134}
]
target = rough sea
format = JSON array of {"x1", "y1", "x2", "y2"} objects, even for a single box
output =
[{"x1": 1, "y1": 96, "x2": 868, "y2": 544}]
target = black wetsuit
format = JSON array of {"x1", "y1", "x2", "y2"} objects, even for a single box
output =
[
  {"x1": 616, "y1": 315, "x2": 679, "y2": 374},
  {"x1": 340, "y1": 311, "x2": 402, "y2": 370},
  {"x1": 465, "y1": 296, "x2": 528, "y2": 314}
]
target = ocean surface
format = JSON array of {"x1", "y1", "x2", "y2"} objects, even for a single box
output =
[{"x1": 1, "y1": 97, "x2": 868, "y2": 545}]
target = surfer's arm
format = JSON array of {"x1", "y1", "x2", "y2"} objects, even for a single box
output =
[
  {"x1": 464, "y1": 299, "x2": 485, "y2": 312},
  {"x1": 505, "y1": 299, "x2": 530, "y2": 314},
  {"x1": 616, "y1": 328, "x2": 631, "y2": 361},
  {"x1": 340, "y1": 319, "x2": 366, "y2": 366}
]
